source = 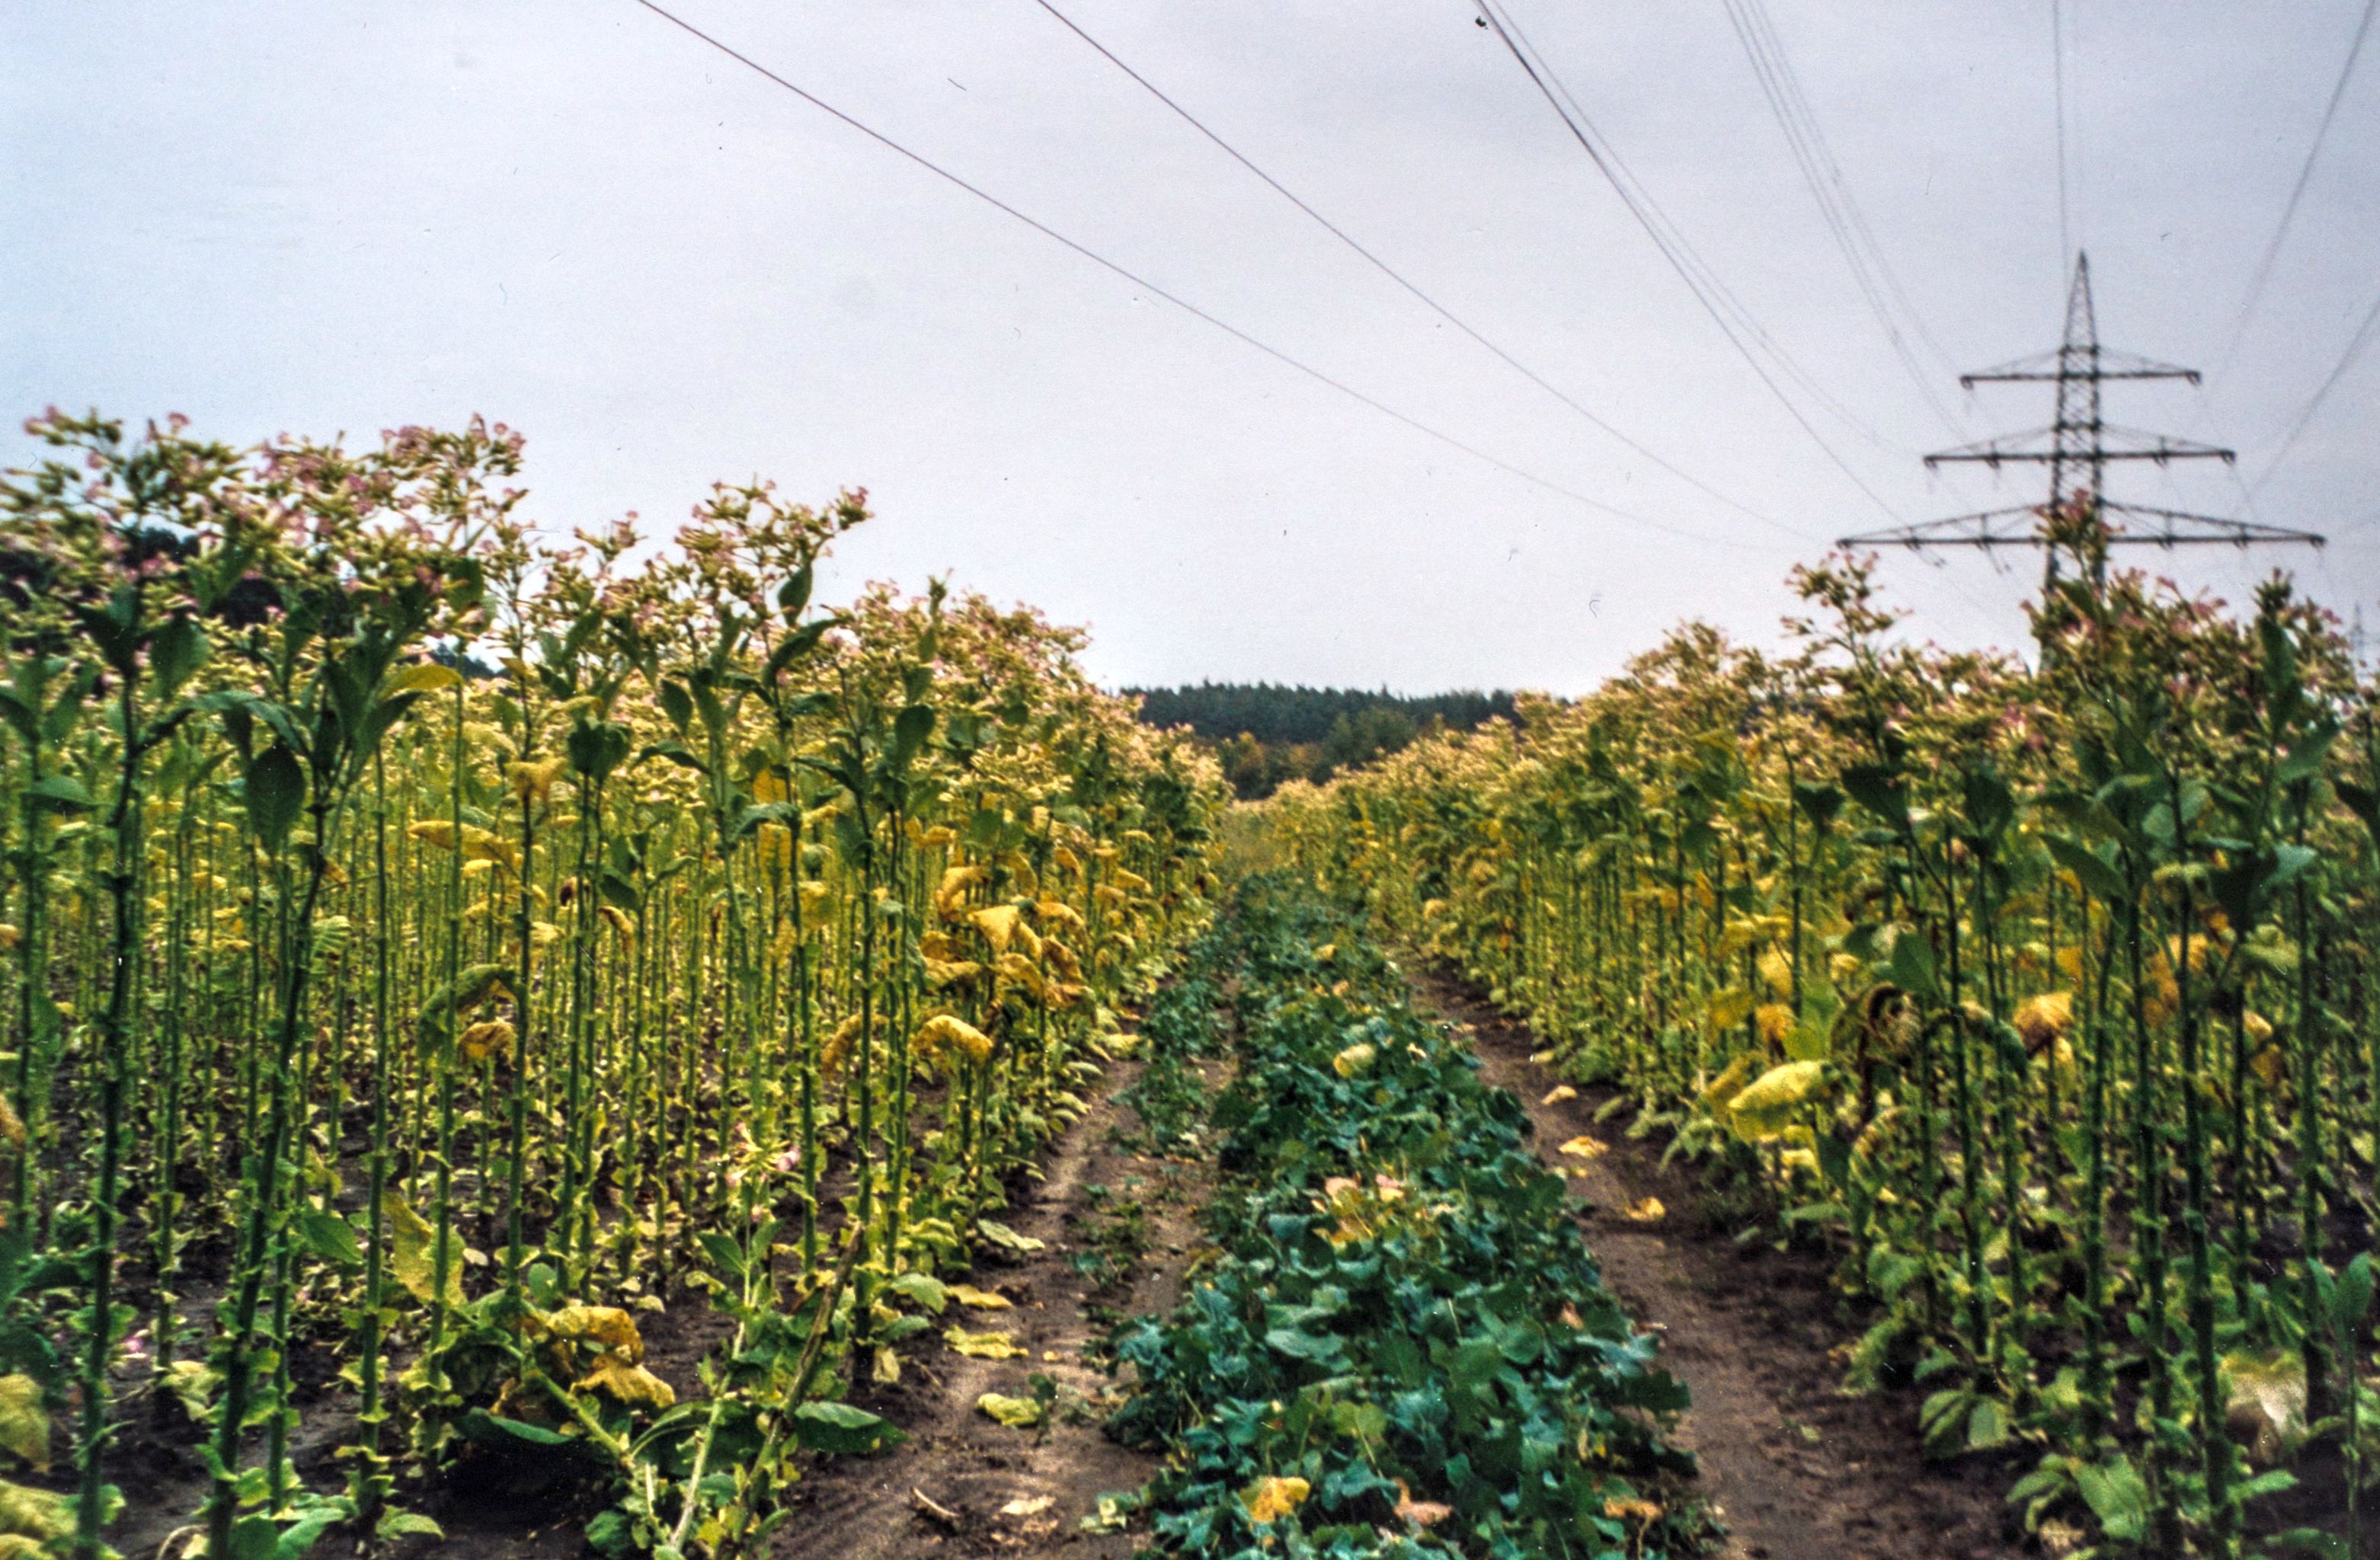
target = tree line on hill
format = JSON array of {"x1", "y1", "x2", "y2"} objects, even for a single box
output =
[{"x1": 1127, "y1": 682, "x2": 1517, "y2": 798}]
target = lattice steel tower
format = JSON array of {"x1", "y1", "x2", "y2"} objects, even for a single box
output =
[{"x1": 1841, "y1": 254, "x2": 2323, "y2": 587}]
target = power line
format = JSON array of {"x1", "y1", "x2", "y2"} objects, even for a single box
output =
[
  {"x1": 1025, "y1": 0, "x2": 1812, "y2": 541},
  {"x1": 625, "y1": 0, "x2": 1742, "y2": 546},
  {"x1": 1717, "y1": 0, "x2": 1966, "y2": 430},
  {"x1": 2252, "y1": 283, "x2": 2380, "y2": 491},
  {"x1": 2051, "y1": 0, "x2": 2071, "y2": 264},
  {"x1": 2215, "y1": 0, "x2": 2379, "y2": 382},
  {"x1": 1470, "y1": 0, "x2": 1906, "y2": 521},
  {"x1": 1485, "y1": 0, "x2": 1896, "y2": 455}
]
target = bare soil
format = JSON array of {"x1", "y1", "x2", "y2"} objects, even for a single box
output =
[
  {"x1": 773, "y1": 1053, "x2": 1222, "y2": 1560},
  {"x1": 1409, "y1": 964, "x2": 2025, "y2": 1560}
]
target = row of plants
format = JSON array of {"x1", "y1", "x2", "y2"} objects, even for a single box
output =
[
  {"x1": 0, "y1": 410, "x2": 1225, "y2": 1558},
  {"x1": 1261, "y1": 521, "x2": 2380, "y2": 1556},
  {"x1": 1105, "y1": 874, "x2": 1707, "y2": 1559}
]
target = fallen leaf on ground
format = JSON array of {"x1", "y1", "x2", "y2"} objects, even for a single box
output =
[
  {"x1": 1620, "y1": 1197, "x2": 1666, "y2": 1223},
  {"x1": 999, "y1": 1495, "x2": 1054, "y2": 1518},
  {"x1": 1557, "y1": 1135, "x2": 1607, "y2": 1159},
  {"x1": 946, "y1": 1327, "x2": 1026, "y2": 1360},
  {"x1": 1542, "y1": 1085, "x2": 1578, "y2": 1104},
  {"x1": 950, "y1": 1283, "x2": 1013, "y2": 1309},
  {"x1": 977, "y1": 1392, "x2": 1046, "y2": 1428}
]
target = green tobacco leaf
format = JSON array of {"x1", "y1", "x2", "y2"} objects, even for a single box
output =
[
  {"x1": 2074, "y1": 1454, "x2": 2148, "y2": 1542},
  {"x1": 244, "y1": 743, "x2": 305, "y2": 849},
  {"x1": 1886, "y1": 928, "x2": 1937, "y2": 1001},
  {"x1": 294, "y1": 1208, "x2": 363, "y2": 1270},
  {"x1": 793, "y1": 1400, "x2": 904, "y2": 1454}
]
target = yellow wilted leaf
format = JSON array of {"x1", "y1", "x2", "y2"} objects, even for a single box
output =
[
  {"x1": 916, "y1": 1013, "x2": 994, "y2": 1067},
  {"x1": 529, "y1": 920, "x2": 564, "y2": 948},
  {"x1": 0, "y1": 1101, "x2": 19, "y2": 1150},
  {"x1": 0, "y1": 1479, "x2": 72, "y2": 1541},
  {"x1": 1699, "y1": 1050, "x2": 1758, "y2": 1114},
  {"x1": 1707, "y1": 987, "x2": 1754, "y2": 1031},
  {"x1": 2014, "y1": 992, "x2": 2074, "y2": 1054},
  {"x1": 1828, "y1": 952, "x2": 1864, "y2": 986},
  {"x1": 1557, "y1": 1135, "x2": 1607, "y2": 1160},
  {"x1": 1033, "y1": 898, "x2": 1084, "y2": 931},
  {"x1": 459, "y1": 1019, "x2": 513, "y2": 1063},
  {"x1": 574, "y1": 1354, "x2": 676, "y2": 1410},
  {"x1": 1754, "y1": 1002, "x2": 1794, "y2": 1047},
  {"x1": 382, "y1": 1191, "x2": 465, "y2": 1309},
  {"x1": 1756, "y1": 947, "x2": 1793, "y2": 999},
  {"x1": 0, "y1": 928, "x2": 18, "y2": 951},
  {"x1": 974, "y1": 904, "x2": 1022, "y2": 954},
  {"x1": 542, "y1": 1305, "x2": 644, "y2": 1360},
  {"x1": 2250, "y1": 1044, "x2": 2289, "y2": 1090},
  {"x1": 408, "y1": 820, "x2": 456, "y2": 849},
  {"x1": 923, "y1": 958, "x2": 983, "y2": 989},
  {"x1": 994, "y1": 952, "x2": 1046, "y2": 999},
  {"x1": 936, "y1": 865, "x2": 988, "y2": 918},
  {"x1": 945, "y1": 1327, "x2": 1027, "y2": 1359},
  {"x1": 1332, "y1": 1043, "x2": 1377, "y2": 1078},
  {"x1": 977, "y1": 1392, "x2": 1046, "y2": 1428},
  {"x1": 951, "y1": 1284, "x2": 1012, "y2": 1310},
  {"x1": 507, "y1": 756, "x2": 567, "y2": 806},
  {"x1": 1541, "y1": 1085, "x2": 1577, "y2": 1105},
  {"x1": 1241, "y1": 1475, "x2": 1310, "y2": 1524},
  {"x1": 1728, "y1": 1060, "x2": 1828, "y2": 1143},
  {"x1": 1620, "y1": 1197, "x2": 1666, "y2": 1223},
  {"x1": 1052, "y1": 845, "x2": 1081, "y2": 875},
  {"x1": 0, "y1": 1378, "x2": 46, "y2": 1471}
]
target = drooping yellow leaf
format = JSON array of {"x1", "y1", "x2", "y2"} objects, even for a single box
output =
[
  {"x1": 1756, "y1": 946, "x2": 1794, "y2": 999},
  {"x1": 382, "y1": 1190, "x2": 465, "y2": 1309},
  {"x1": 574, "y1": 1354, "x2": 677, "y2": 1410},
  {"x1": 915, "y1": 1013, "x2": 994, "y2": 1067},
  {"x1": 1754, "y1": 1002, "x2": 1794, "y2": 1047},
  {"x1": 972, "y1": 904, "x2": 1022, "y2": 954},
  {"x1": 0, "y1": 1479, "x2": 72, "y2": 1541},
  {"x1": 1727, "y1": 1060, "x2": 1828, "y2": 1143},
  {"x1": 459, "y1": 1019, "x2": 513, "y2": 1064},
  {"x1": 0, "y1": 1379, "x2": 46, "y2": 1471},
  {"x1": 1240, "y1": 1475, "x2": 1310, "y2": 1524},
  {"x1": 540, "y1": 1305, "x2": 644, "y2": 1360}
]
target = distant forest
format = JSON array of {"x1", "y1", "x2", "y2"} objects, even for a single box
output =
[{"x1": 1128, "y1": 682, "x2": 1517, "y2": 799}]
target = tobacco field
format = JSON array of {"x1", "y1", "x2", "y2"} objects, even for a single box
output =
[
  {"x1": 0, "y1": 412, "x2": 1225, "y2": 1558},
  {"x1": 1265, "y1": 535, "x2": 2380, "y2": 1556}
]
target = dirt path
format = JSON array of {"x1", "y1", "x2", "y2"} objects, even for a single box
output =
[
  {"x1": 775, "y1": 1053, "x2": 1219, "y2": 1560},
  {"x1": 1410, "y1": 967, "x2": 2021, "y2": 1560}
]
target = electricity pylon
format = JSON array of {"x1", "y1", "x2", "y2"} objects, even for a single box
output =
[{"x1": 1840, "y1": 254, "x2": 2324, "y2": 587}]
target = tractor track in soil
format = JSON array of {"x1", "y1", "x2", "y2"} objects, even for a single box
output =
[
  {"x1": 1411, "y1": 963, "x2": 2023, "y2": 1560},
  {"x1": 774, "y1": 1050, "x2": 1223, "y2": 1560}
]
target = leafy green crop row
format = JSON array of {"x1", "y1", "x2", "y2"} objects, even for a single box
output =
[{"x1": 1106, "y1": 877, "x2": 1707, "y2": 1560}]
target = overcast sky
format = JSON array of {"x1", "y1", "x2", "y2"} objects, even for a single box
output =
[{"x1": 5, "y1": 1, "x2": 2375, "y2": 693}]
